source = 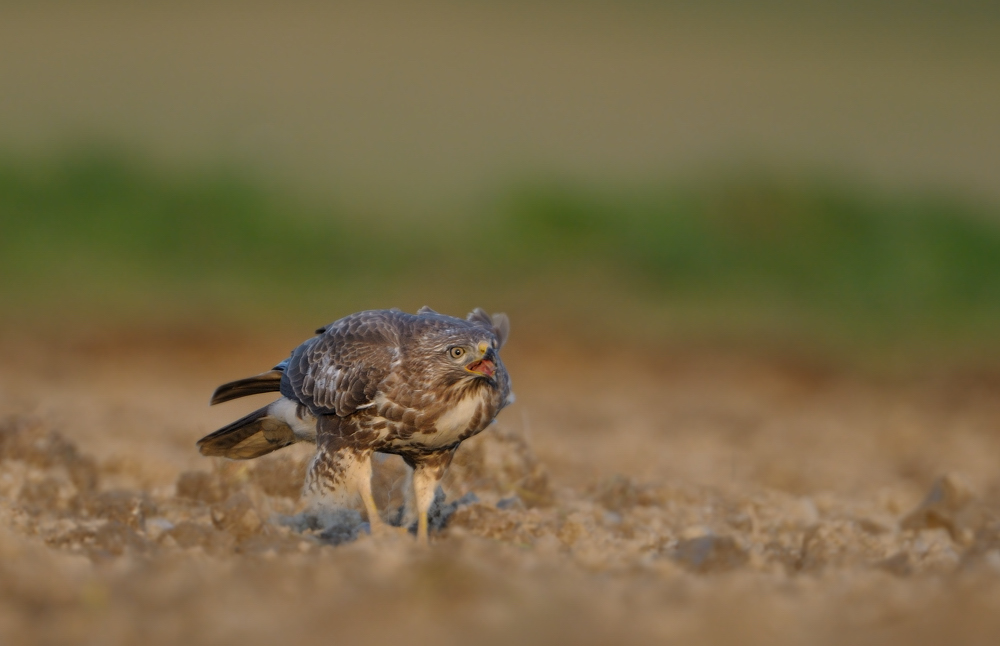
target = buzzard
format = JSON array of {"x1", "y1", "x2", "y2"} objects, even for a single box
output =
[{"x1": 196, "y1": 307, "x2": 512, "y2": 543}]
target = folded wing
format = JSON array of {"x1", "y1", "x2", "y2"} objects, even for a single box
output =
[{"x1": 280, "y1": 310, "x2": 401, "y2": 416}]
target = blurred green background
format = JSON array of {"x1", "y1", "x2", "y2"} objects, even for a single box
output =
[{"x1": 2, "y1": 1, "x2": 999, "y2": 358}]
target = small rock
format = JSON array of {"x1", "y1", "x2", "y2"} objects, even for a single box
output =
[
  {"x1": 18, "y1": 477, "x2": 70, "y2": 513},
  {"x1": 145, "y1": 518, "x2": 174, "y2": 541},
  {"x1": 176, "y1": 471, "x2": 227, "y2": 504},
  {"x1": 92, "y1": 521, "x2": 149, "y2": 557},
  {"x1": 79, "y1": 490, "x2": 155, "y2": 531},
  {"x1": 166, "y1": 521, "x2": 235, "y2": 554},
  {"x1": 603, "y1": 511, "x2": 623, "y2": 526},
  {"x1": 448, "y1": 503, "x2": 521, "y2": 542},
  {"x1": 211, "y1": 493, "x2": 263, "y2": 539},
  {"x1": 595, "y1": 475, "x2": 661, "y2": 511},
  {"x1": 680, "y1": 525, "x2": 713, "y2": 540},
  {"x1": 496, "y1": 496, "x2": 523, "y2": 510},
  {"x1": 876, "y1": 552, "x2": 912, "y2": 577},
  {"x1": 856, "y1": 518, "x2": 890, "y2": 535},
  {"x1": 900, "y1": 473, "x2": 978, "y2": 543},
  {"x1": 726, "y1": 512, "x2": 754, "y2": 533},
  {"x1": 167, "y1": 521, "x2": 215, "y2": 549},
  {"x1": 672, "y1": 534, "x2": 749, "y2": 573},
  {"x1": 557, "y1": 513, "x2": 590, "y2": 547}
]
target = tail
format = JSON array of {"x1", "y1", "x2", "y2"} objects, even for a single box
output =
[
  {"x1": 210, "y1": 368, "x2": 284, "y2": 405},
  {"x1": 197, "y1": 405, "x2": 300, "y2": 459}
]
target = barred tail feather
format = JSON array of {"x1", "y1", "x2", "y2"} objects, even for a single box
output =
[
  {"x1": 196, "y1": 406, "x2": 299, "y2": 459},
  {"x1": 210, "y1": 369, "x2": 284, "y2": 405}
]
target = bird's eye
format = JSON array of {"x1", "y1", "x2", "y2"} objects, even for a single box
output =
[{"x1": 449, "y1": 347, "x2": 465, "y2": 359}]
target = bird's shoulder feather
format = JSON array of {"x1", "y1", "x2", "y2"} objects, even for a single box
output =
[{"x1": 281, "y1": 310, "x2": 408, "y2": 416}]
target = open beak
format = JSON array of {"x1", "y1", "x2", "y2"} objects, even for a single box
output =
[{"x1": 466, "y1": 347, "x2": 497, "y2": 379}]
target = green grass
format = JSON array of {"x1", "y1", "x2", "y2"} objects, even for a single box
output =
[{"x1": 3, "y1": 149, "x2": 1000, "y2": 353}]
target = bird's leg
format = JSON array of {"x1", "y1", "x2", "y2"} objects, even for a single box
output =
[
  {"x1": 355, "y1": 452, "x2": 406, "y2": 537},
  {"x1": 410, "y1": 451, "x2": 456, "y2": 546},
  {"x1": 353, "y1": 450, "x2": 382, "y2": 529},
  {"x1": 412, "y1": 466, "x2": 435, "y2": 544},
  {"x1": 302, "y1": 435, "x2": 402, "y2": 536}
]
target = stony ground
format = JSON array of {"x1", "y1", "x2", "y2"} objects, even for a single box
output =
[{"x1": 2, "y1": 326, "x2": 1000, "y2": 645}]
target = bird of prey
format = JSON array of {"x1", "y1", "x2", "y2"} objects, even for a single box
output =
[{"x1": 197, "y1": 307, "x2": 512, "y2": 543}]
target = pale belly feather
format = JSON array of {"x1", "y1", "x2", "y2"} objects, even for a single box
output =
[{"x1": 431, "y1": 393, "x2": 483, "y2": 447}]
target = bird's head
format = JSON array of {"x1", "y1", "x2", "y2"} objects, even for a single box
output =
[
  {"x1": 421, "y1": 328, "x2": 504, "y2": 387},
  {"x1": 412, "y1": 308, "x2": 510, "y2": 390},
  {"x1": 447, "y1": 338, "x2": 500, "y2": 380}
]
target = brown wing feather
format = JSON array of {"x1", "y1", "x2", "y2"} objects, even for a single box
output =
[{"x1": 281, "y1": 310, "x2": 403, "y2": 416}]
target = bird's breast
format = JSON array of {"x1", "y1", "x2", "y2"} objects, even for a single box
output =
[
  {"x1": 430, "y1": 392, "x2": 486, "y2": 446},
  {"x1": 369, "y1": 385, "x2": 502, "y2": 451}
]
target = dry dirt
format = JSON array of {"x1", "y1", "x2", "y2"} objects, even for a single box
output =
[{"x1": 2, "y1": 325, "x2": 1000, "y2": 645}]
